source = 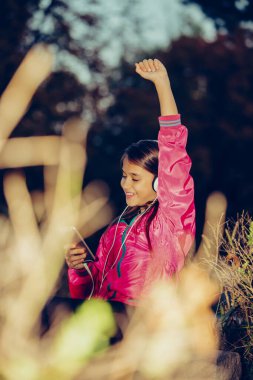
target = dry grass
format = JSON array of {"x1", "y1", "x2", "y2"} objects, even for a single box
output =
[{"x1": 202, "y1": 212, "x2": 253, "y2": 363}]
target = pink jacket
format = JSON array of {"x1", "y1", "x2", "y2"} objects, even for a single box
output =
[{"x1": 68, "y1": 114, "x2": 195, "y2": 305}]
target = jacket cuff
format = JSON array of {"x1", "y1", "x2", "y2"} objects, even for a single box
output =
[
  {"x1": 68, "y1": 268, "x2": 89, "y2": 277},
  {"x1": 75, "y1": 269, "x2": 89, "y2": 277},
  {"x1": 158, "y1": 114, "x2": 181, "y2": 127}
]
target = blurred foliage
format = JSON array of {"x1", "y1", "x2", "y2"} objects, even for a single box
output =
[
  {"x1": 1, "y1": 2, "x2": 252, "y2": 378},
  {"x1": 183, "y1": 0, "x2": 253, "y2": 32},
  {"x1": 0, "y1": 42, "x2": 116, "y2": 378}
]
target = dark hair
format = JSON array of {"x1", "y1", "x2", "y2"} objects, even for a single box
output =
[{"x1": 119, "y1": 139, "x2": 159, "y2": 250}]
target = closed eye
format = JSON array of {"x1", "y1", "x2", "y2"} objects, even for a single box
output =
[{"x1": 122, "y1": 175, "x2": 139, "y2": 182}]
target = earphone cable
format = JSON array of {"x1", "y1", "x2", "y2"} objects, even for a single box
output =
[
  {"x1": 100, "y1": 205, "x2": 129, "y2": 287},
  {"x1": 84, "y1": 263, "x2": 95, "y2": 299},
  {"x1": 100, "y1": 197, "x2": 158, "y2": 291}
]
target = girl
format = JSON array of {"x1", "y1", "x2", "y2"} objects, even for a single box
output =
[{"x1": 65, "y1": 58, "x2": 195, "y2": 306}]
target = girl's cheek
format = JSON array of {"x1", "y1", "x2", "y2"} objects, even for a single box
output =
[{"x1": 134, "y1": 182, "x2": 142, "y2": 191}]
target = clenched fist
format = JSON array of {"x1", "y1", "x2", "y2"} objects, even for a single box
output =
[
  {"x1": 65, "y1": 244, "x2": 87, "y2": 270},
  {"x1": 135, "y1": 58, "x2": 169, "y2": 84}
]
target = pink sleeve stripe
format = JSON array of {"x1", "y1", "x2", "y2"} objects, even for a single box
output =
[
  {"x1": 158, "y1": 114, "x2": 181, "y2": 127},
  {"x1": 159, "y1": 119, "x2": 181, "y2": 127}
]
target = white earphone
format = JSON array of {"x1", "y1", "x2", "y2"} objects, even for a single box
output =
[{"x1": 152, "y1": 176, "x2": 158, "y2": 192}]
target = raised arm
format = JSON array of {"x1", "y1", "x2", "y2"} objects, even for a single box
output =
[{"x1": 136, "y1": 59, "x2": 195, "y2": 255}]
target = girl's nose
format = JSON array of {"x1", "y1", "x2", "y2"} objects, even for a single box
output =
[{"x1": 122, "y1": 178, "x2": 132, "y2": 190}]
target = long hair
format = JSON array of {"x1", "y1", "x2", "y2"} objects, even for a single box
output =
[{"x1": 118, "y1": 139, "x2": 159, "y2": 250}]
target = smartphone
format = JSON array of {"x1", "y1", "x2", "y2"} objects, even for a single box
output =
[{"x1": 71, "y1": 226, "x2": 96, "y2": 262}]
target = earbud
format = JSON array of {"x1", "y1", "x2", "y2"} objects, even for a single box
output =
[{"x1": 152, "y1": 176, "x2": 158, "y2": 192}]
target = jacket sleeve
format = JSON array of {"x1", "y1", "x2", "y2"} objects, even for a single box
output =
[
  {"x1": 157, "y1": 114, "x2": 195, "y2": 260},
  {"x1": 68, "y1": 266, "x2": 98, "y2": 299},
  {"x1": 68, "y1": 233, "x2": 106, "y2": 299}
]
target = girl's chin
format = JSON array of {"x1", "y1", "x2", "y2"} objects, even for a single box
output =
[
  {"x1": 126, "y1": 197, "x2": 138, "y2": 206},
  {"x1": 126, "y1": 197, "x2": 156, "y2": 208},
  {"x1": 126, "y1": 200, "x2": 136, "y2": 206}
]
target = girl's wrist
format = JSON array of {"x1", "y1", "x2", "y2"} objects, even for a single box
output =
[{"x1": 153, "y1": 74, "x2": 170, "y2": 88}]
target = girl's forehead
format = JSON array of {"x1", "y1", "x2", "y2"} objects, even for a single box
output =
[{"x1": 122, "y1": 158, "x2": 143, "y2": 174}]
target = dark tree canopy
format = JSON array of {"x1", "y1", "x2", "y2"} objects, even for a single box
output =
[{"x1": 183, "y1": 0, "x2": 253, "y2": 32}]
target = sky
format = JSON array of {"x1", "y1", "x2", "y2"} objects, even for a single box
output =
[
  {"x1": 30, "y1": 0, "x2": 217, "y2": 83},
  {"x1": 66, "y1": 0, "x2": 216, "y2": 62}
]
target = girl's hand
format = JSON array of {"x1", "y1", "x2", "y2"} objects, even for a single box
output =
[
  {"x1": 65, "y1": 244, "x2": 87, "y2": 270},
  {"x1": 135, "y1": 58, "x2": 169, "y2": 84}
]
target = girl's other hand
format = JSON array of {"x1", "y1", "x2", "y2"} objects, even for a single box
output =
[
  {"x1": 65, "y1": 244, "x2": 87, "y2": 270},
  {"x1": 135, "y1": 58, "x2": 169, "y2": 84}
]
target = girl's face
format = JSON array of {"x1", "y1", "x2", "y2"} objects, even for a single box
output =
[{"x1": 121, "y1": 157, "x2": 157, "y2": 207}]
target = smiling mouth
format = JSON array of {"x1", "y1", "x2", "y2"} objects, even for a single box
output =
[{"x1": 125, "y1": 192, "x2": 135, "y2": 198}]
